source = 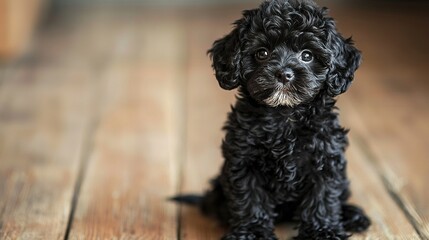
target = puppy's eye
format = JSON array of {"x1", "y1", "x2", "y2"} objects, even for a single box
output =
[
  {"x1": 300, "y1": 50, "x2": 313, "y2": 62},
  {"x1": 255, "y1": 48, "x2": 270, "y2": 61}
]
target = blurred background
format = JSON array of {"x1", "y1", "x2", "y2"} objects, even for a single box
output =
[
  {"x1": 1, "y1": 0, "x2": 429, "y2": 59},
  {"x1": 0, "y1": 0, "x2": 428, "y2": 239}
]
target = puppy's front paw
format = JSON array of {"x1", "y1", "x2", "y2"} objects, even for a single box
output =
[{"x1": 342, "y1": 204, "x2": 371, "y2": 232}]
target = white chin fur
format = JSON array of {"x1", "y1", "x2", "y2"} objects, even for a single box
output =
[{"x1": 263, "y1": 90, "x2": 301, "y2": 107}]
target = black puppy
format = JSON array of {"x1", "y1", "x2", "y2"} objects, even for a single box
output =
[{"x1": 174, "y1": 0, "x2": 370, "y2": 239}]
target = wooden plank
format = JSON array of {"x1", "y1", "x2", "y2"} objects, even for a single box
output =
[
  {"x1": 333, "y1": 5, "x2": 429, "y2": 238},
  {"x1": 179, "y1": 9, "x2": 237, "y2": 239},
  {"x1": 0, "y1": 65, "x2": 96, "y2": 239},
  {"x1": 0, "y1": 4, "x2": 117, "y2": 239},
  {"x1": 339, "y1": 72, "x2": 429, "y2": 239},
  {"x1": 345, "y1": 141, "x2": 420, "y2": 239},
  {"x1": 67, "y1": 9, "x2": 185, "y2": 239}
]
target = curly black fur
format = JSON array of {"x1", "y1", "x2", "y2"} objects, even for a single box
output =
[{"x1": 174, "y1": 0, "x2": 370, "y2": 239}]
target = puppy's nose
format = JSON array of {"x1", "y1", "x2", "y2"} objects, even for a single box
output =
[{"x1": 275, "y1": 68, "x2": 295, "y2": 83}]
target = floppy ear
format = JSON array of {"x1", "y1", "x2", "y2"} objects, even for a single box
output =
[
  {"x1": 208, "y1": 10, "x2": 257, "y2": 90},
  {"x1": 208, "y1": 27, "x2": 242, "y2": 90},
  {"x1": 325, "y1": 19, "x2": 362, "y2": 96}
]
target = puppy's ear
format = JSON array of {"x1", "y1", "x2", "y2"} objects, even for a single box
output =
[
  {"x1": 208, "y1": 27, "x2": 242, "y2": 90},
  {"x1": 208, "y1": 8, "x2": 257, "y2": 90},
  {"x1": 325, "y1": 18, "x2": 362, "y2": 96}
]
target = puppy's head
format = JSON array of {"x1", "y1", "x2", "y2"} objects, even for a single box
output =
[{"x1": 209, "y1": 0, "x2": 361, "y2": 107}]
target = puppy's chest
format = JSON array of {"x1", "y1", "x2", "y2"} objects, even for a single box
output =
[
  {"x1": 245, "y1": 117, "x2": 304, "y2": 165},
  {"x1": 242, "y1": 118, "x2": 310, "y2": 198},
  {"x1": 247, "y1": 115, "x2": 335, "y2": 176}
]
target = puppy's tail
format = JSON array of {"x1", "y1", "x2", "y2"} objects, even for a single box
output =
[
  {"x1": 169, "y1": 194, "x2": 203, "y2": 205},
  {"x1": 169, "y1": 177, "x2": 230, "y2": 225}
]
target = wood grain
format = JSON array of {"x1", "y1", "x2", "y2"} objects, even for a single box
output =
[
  {"x1": 179, "y1": 9, "x2": 238, "y2": 240},
  {"x1": 0, "y1": 65, "x2": 97, "y2": 239},
  {"x1": 339, "y1": 74, "x2": 429, "y2": 239},
  {"x1": 333, "y1": 6, "x2": 429, "y2": 238},
  {"x1": 345, "y1": 142, "x2": 420, "y2": 239},
  {"x1": 66, "y1": 9, "x2": 185, "y2": 239}
]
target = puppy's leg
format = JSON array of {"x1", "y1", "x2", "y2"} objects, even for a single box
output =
[
  {"x1": 221, "y1": 163, "x2": 277, "y2": 240},
  {"x1": 296, "y1": 177, "x2": 348, "y2": 240},
  {"x1": 200, "y1": 177, "x2": 230, "y2": 225},
  {"x1": 338, "y1": 174, "x2": 371, "y2": 232}
]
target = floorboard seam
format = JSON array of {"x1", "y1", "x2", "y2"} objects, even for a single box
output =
[
  {"x1": 175, "y1": 74, "x2": 188, "y2": 240},
  {"x1": 63, "y1": 77, "x2": 105, "y2": 240},
  {"x1": 175, "y1": 87, "x2": 188, "y2": 240},
  {"x1": 176, "y1": 25, "x2": 190, "y2": 240},
  {"x1": 63, "y1": 118, "x2": 99, "y2": 240},
  {"x1": 353, "y1": 134, "x2": 426, "y2": 240}
]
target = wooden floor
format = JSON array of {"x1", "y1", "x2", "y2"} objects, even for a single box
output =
[{"x1": 0, "y1": 2, "x2": 428, "y2": 239}]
